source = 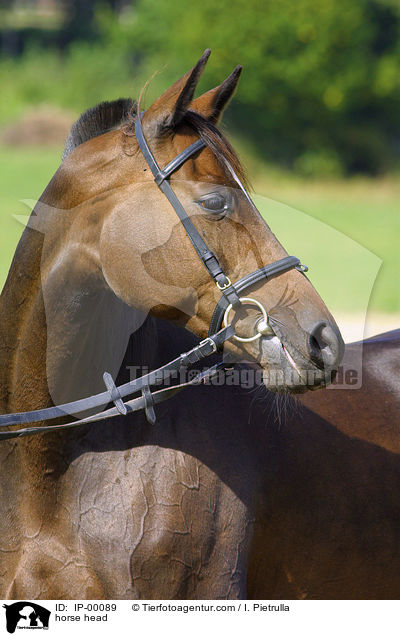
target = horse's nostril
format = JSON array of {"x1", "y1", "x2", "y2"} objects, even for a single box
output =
[
  {"x1": 308, "y1": 321, "x2": 344, "y2": 370},
  {"x1": 309, "y1": 332, "x2": 324, "y2": 369}
]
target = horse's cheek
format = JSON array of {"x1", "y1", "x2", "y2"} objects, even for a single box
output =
[{"x1": 98, "y1": 199, "x2": 197, "y2": 313}]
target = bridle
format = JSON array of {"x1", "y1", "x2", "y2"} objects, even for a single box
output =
[
  {"x1": 134, "y1": 114, "x2": 306, "y2": 341},
  {"x1": 0, "y1": 112, "x2": 307, "y2": 440}
]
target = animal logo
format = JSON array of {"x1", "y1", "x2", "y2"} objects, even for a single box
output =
[{"x1": 3, "y1": 602, "x2": 50, "y2": 633}]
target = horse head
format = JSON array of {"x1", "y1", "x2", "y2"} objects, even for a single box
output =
[{"x1": 42, "y1": 50, "x2": 343, "y2": 394}]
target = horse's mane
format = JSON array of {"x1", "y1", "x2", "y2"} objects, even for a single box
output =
[
  {"x1": 63, "y1": 98, "x2": 135, "y2": 160},
  {"x1": 63, "y1": 97, "x2": 247, "y2": 187}
]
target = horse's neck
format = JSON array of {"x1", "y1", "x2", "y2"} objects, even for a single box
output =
[
  {"x1": 0, "y1": 218, "x2": 162, "y2": 534},
  {"x1": 0, "y1": 226, "x2": 154, "y2": 419},
  {"x1": 0, "y1": 207, "x2": 155, "y2": 442},
  {"x1": 0, "y1": 225, "x2": 49, "y2": 558},
  {"x1": 0, "y1": 226, "x2": 46, "y2": 413}
]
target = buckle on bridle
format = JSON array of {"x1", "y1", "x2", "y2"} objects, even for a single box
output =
[
  {"x1": 216, "y1": 277, "x2": 232, "y2": 291},
  {"x1": 199, "y1": 337, "x2": 218, "y2": 354}
]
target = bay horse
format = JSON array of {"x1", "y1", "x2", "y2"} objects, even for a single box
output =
[{"x1": 0, "y1": 51, "x2": 344, "y2": 599}]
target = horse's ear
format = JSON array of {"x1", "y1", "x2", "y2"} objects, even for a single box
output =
[
  {"x1": 190, "y1": 66, "x2": 242, "y2": 123},
  {"x1": 142, "y1": 49, "x2": 211, "y2": 134}
]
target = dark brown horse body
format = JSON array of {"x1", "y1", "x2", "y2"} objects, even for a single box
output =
[
  {"x1": 1, "y1": 52, "x2": 396, "y2": 599},
  {"x1": 249, "y1": 329, "x2": 400, "y2": 599}
]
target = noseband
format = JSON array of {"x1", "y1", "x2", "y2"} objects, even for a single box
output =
[{"x1": 0, "y1": 113, "x2": 307, "y2": 440}]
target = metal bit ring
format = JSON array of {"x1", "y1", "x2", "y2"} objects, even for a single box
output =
[{"x1": 223, "y1": 297, "x2": 269, "y2": 342}]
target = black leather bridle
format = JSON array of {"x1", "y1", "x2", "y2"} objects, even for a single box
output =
[
  {"x1": 0, "y1": 112, "x2": 307, "y2": 440},
  {"x1": 134, "y1": 113, "x2": 306, "y2": 340}
]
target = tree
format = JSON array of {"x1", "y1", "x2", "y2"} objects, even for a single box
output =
[{"x1": 100, "y1": 0, "x2": 400, "y2": 174}]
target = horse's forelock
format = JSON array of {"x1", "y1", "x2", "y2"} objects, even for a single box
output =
[{"x1": 182, "y1": 110, "x2": 249, "y2": 190}]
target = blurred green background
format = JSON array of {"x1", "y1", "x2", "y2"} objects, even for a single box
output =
[{"x1": 0, "y1": 0, "x2": 399, "y2": 321}]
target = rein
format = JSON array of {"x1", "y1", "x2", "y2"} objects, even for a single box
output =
[
  {"x1": 0, "y1": 363, "x2": 232, "y2": 441},
  {"x1": 0, "y1": 326, "x2": 233, "y2": 438},
  {"x1": 0, "y1": 113, "x2": 307, "y2": 440}
]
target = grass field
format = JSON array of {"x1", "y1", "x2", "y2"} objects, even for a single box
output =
[
  {"x1": 254, "y1": 176, "x2": 399, "y2": 315},
  {"x1": 0, "y1": 145, "x2": 399, "y2": 319},
  {"x1": 0, "y1": 146, "x2": 62, "y2": 288}
]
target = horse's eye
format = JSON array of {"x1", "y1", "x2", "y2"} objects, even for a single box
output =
[{"x1": 197, "y1": 193, "x2": 230, "y2": 218}]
